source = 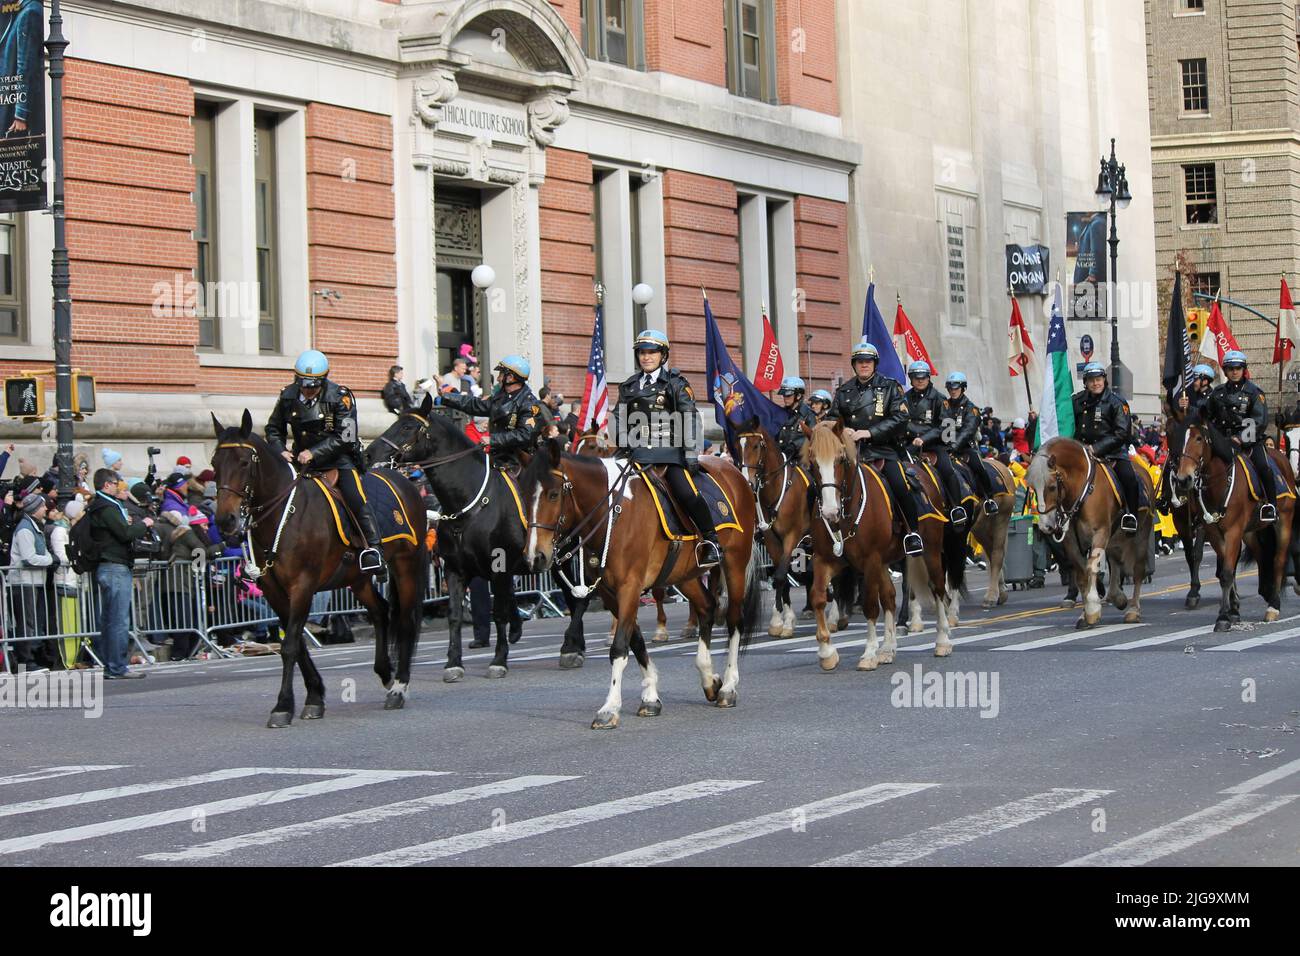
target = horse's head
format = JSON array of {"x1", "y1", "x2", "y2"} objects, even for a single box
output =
[
  {"x1": 1026, "y1": 438, "x2": 1086, "y2": 537},
  {"x1": 210, "y1": 408, "x2": 259, "y2": 546},
  {"x1": 1172, "y1": 422, "x2": 1211, "y2": 497},
  {"x1": 522, "y1": 435, "x2": 569, "y2": 572},
  {"x1": 365, "y1": 393, "x2": 436, "y2": 468},
  {"x1": 802, "y1": 419, "x2": 854, "y2": 521},
  {"x1": 734, "y1": 417, "x2": 767, "y2": 492}
]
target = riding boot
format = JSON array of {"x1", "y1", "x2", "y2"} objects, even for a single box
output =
[
  {"x1": 682, "y1": 493, "x2": 722, "y2": 568},
  {"x1": 942, "y1": 473, "x2": 967, "y2": 524},
  {"x1": 1256, "y1": 456, "x2": 1279, "y2": 523},
  {"x1": 356, "y1": 504, "x2": 387, "y2": 576}
]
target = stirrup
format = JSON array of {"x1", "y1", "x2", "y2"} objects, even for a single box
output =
[
  {"x1": 359, "y1": 547, "x2": 385, "y2": 573},
  {"x1": 1119, "y1": 513, "x2": 1138, "y2": 534},
  {"x1": 903, "y1": 532, "x2": 924, "y2": 556},
  {"x1": 982, "y1": 498, "x2": 999, "y2": 516},
  {"x1": 695, "y1": 538, "x2": 722, "y2": 568},
  {"x1": 949, "y1": 505, "x2": 968, "y2": 524},
  {"x1": 1259, "y1": 503, "x2": 1278, "y2": 523}
]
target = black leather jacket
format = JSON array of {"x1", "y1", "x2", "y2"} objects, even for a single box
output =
[
  {"x1": 941, "y1": 394, "x2": 981, "y2": 452},
  {"x1": 265, "y1": 380, "x2": 362, "y2": 470},
  {"x1": 610, "y1": 367, "x2": 703, "y2": 466},
  {"x1": 382, "y1": 380, "x2": 414, "y2": 415},
  {"x1": 832, "y1": 374, "x2": 908, "y2": 462},
  {"x1": 1206, "y1": 379, "x2": 1268, "y2": 446},
  {"x1": 776, "y1": 403, "x2": 817, "y2": 461},
  {"x1": 441, "y1": 384, "x2": 552, "y2": 467},
  {"x1": 903, "y1": 384, "x2": 945, "y2": 449},
  {"x1": 1072, "y1": 386, "x2": 1132, "y2": 461}
]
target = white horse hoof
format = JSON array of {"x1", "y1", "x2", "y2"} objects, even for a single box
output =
[
  {"x1": 1265, "y1": 607, "x2": 1280, "y2": 623},
  {"x1": 877, "y1": 649, "x2": 896, "y2": 665},
  {"x1": 779, "y1": 625, "x2": 794, "y2": 638},
  {"x1": 443, "y1": 667, "x2": 464, "y2": 683},
  {"x1": 1123, "y1": 609, "x2": 1141, "y2": 624},
  {"x1": 908, "y1": 621, "x2": 923, "y2": 635},
  {"x1": 934, "y1": 643, "x2": 953, "y2": 658},
  {"x1": 486, "y1": 665, "x2": 508, "y2": 679},
  {"x1": 768, "y1": 623, "x2": 784, "y2": 637},
  {"x1": 857, "y1": 655, "x2": 879, "y2": 671},
  {"x1": 652, "y1": 626, "x2": 671, "y2": 644},
  {"x1": 819, "y1": 649, "x2": 840, "y2": 671}
]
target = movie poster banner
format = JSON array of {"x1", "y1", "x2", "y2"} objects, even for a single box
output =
[
  {"x1": 1065, "y1": 210, "x2": 1106, "y2": 321},
  {"x1": 0, "y1": 0, "x2": 47, "y2": 213}
]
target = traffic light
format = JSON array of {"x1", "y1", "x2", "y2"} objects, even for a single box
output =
[
  {"x1": 3, "y1": 376, "x2": 44, "y2": 419},
  {"x1": 1186, "y1": 308, "x2": 1207, "y2": 346},
  {"x1": 72, "y1": 373, "x2": 96, "y2": 415}
]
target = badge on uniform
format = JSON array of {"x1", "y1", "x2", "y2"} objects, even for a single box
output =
[
  {"x1": 525, "y1": 417, "x2": 535, "y2": 428},
  {"x1": 531, "y1": 405, "x2": 539, "y2": 415},
  {"x1": 875, "y1": 397, "x2": 885, "y2": 416},
  {"x1": 509, "y1": 413, "x2": 518, "y2": 428}
]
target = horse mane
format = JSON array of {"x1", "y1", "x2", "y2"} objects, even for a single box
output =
[
  {"x1": 802, "y1": 419, "x2": 854, "y2": 468},
  {"x1": 423, "y1": 409, "x2": 478, "y2": 453}
]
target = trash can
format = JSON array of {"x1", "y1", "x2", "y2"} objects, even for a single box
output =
[{"x1": 1004, "y1": 515, "x2": 1046, "y2": 589}]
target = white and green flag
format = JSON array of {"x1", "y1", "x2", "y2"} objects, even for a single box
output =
[{"x1": 1036, "y1": 283, "x2": 1075, "y2": 448}]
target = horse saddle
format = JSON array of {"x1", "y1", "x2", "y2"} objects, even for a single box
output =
[
  {"x1": 314, "y1": 468, "x2": 339, "y2": 488},
  {"x1": 1235, "y1": 453, "x2": 1295, "y2": 501},
  {"x1": 949, "y1": 460, "x2": 981, "y2": 506},
  {"x1": 859, "y1": 459, "x2": 942, "y2": 523},
  {"x1": 633, "y1": 463, "x2": 742, "y2": 541},
  {"x1": 1093, "y1": 459, "x2": 1151, "y2": 511},
  {"x1": 901, "y1": 459, "x2": 948, "y2": 520}
]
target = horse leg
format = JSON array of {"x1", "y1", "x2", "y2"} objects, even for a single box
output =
[
  {"x1": 1215, "y1": 530, "x2": 1242, "y2": 632},
  {"x1": 652, "y1": 587, "x2": 671, "y2": 643},
  {"x1": 879, "y1": 564, "x2": 899, "y2": 662},
  {"x1": 1184, "y1": 519, "x2": 1202, "y2": 610},
  {"x1": 1078, "y1": 534, "x2": 1106, "y2": 628},
  {"x1": 915, "y1": 550, "x2": 953, "y2": 657},
  {"x1": 834, "y1": 566, "x2": 851, "y2": 631},
  {"x1": 594, "y1": 582, "x2": 640, "y2": 729},
  {"x1": 811, "y1": 555, "x2": 839, "y2": 671},
  {"x1": 560, "y1": 593, "x2": 588, "y2": 668},
  {"x1": 678, "y1": 575, "x2": 722, "y2": 698},
  {"x1": 857, "y1": 561, "x2": 882, "y2": 671},
  {"x1": 715, "y1": 546, "x2": 749, "y2": 709},
  {"x1": 681, "y1": 577, "x2": 700, "y2": 641},
  {"x1": 632, "y1": 624, "x2": 662, "y2": 717},
  {"x1": 388, "y1": 562, "x2": 423, "y2": 709},
  {"x1": 266, "y1": 589, "x2": 312, "y2": 729},
  {"x1": 768, "y1": 544, "x2": 786, "y2": 636},
  {"x1": 487, "y1": 573, "x2": 512, "y2": 678},
  {"x1": 444, "y1": 566, "x2": 466, "y2": 682}
]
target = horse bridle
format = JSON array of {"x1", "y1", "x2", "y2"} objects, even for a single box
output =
[
  {"x1": 527, "y1": 468, "x2": 574, "y2": 537},
  {"x1": 1034, "y1": 451, "x2": 1095, "y2": 542}
]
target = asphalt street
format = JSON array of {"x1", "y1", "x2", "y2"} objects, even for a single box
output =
[{"x1": 2, "y1": 551, "x2": 1298, "y2": 867}]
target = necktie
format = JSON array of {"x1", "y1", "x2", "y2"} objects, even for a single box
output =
[{"x1": 643, "y1": 375, "x2": 652, "y2": 390}]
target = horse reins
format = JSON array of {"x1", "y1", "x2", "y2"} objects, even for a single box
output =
[
  {"x1": 738, "y1": 430, "x2": 793, "y2": 532},
  {"x1": 1033, "y1": 450, "x2": 1095, "y2": 543}
]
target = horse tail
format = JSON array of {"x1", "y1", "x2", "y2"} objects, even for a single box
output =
[
  {"x1": 738, "y1": 541, "x2": 762, "y2": 650},
  {"x1": 1253, "y1": 523, "x2": 1279, "y2": 605},
  {"x1": 944, "y1": 522, "x2": 967, "y2": 599}
]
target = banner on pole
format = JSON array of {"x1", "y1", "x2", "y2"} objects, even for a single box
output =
[{"x1": 0, "y1": 0, "x2": 48, "y2": 213}]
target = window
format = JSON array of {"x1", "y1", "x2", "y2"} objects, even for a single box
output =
[
  {"x1": 724, "y1": 0, "x2": 775, "y2": 102},
  {"x1": 1184, "y1": 0, "x2": 1204, "y2": 9},
  {"x1": 1191, "y1": 271, "x2": 1220, "y2": 301},
  {"x1": 581, "y1": 0, "x2": 643, "y2": 69},
  {"x1": 0, "y1": 212, "x2": 24, "y2": 342},
  {"x1": 193, "y1": 102, "x2": 218, "y2": 349},
  {"x1": 254, "y1": 111, "x2": 280, "y2": 353},
  {"x1": 1184, "y1": 163, "x2": 1218, "y2": 224},
  {"x1": 1180, "y1": 58, "x2": 1208, "y2": 112}
]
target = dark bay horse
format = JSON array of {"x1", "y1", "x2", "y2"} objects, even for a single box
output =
[
  {"x1": 363, "y1": 395, "x2": 585, "y2": 679},
  {"x1": 1171, "y1": 422, "x2": 1296, "y2": 630},
  {"x1": 210, "y1": 410, "x2": 427, "y2": 727},
  {"x1": 962, "y1": 456, "x2": 1017, "y2": 610},
  {"x1": 801, "y1": 420, "x2": 962, "y2": 668},
  {"x1": 525, "y1": 439, "x2": 761, "y2": 729},
  {"x1": 1027, "y1": 437, "x2": 1153, "y2": 628}
]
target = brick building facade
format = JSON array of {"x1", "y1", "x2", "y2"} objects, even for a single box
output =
[{"x1": 0, "y1": 0, "x2": 858, "y2": 472}]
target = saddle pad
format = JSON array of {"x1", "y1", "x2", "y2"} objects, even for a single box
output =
[
  {"x1": 497, "y1": 470, "x2": 528, "y2": 531},
  {"x1": 793, "y1": 465, "x2": 811, "y2": 490},
  {"x1": 983, "y1": 459, "x2": 1014, "y2": 495},
  {"x1": 951, "y1": 460, "x2": 980, "y2": 506},
  {"x1": 1095, "y1": 460, "x2": 1150, "y2": 511},
  {"x1": 1235, "y1": 454, "x2": 1297, "y2": 501},
  {"x1": 901, "y1": 461, "x2": 948, "y2": 523},
  {"x1": 632, "y1": 463, "x2": 743, "y2": 541},
  {"x1": 362, "y1": 470, "x2": 420, "y2": 546}
]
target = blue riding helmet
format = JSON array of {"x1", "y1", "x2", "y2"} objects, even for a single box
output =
[
  {"x1": 810, "y1": 389, "x2": 833, "y2": 404},
  {"x1": 945, "y1": 371, "x2": 968, "y2": 389},
  {"x1": 907, "y1": 361, "x2": 931, "y2": 379},
  {"x1": 776, "y1": 376, "x2": 806, "y2": 396},
  {"x1": 294, "y1": 349, "x2": 329, "y2": 387},
  {"x1": 634, "y1": 329, "x2": 670, "y2": 354},
  {"x1": 1192, "y1": 364, "x2": 1215, "y2": 380},
  {"x1": 851, "y1": 341, "x2": 879, "y2": 363},
  {"x1": 495, "y1": 355, "x2": 531, "y2": 381},
  {"x1": 1082, "y1": 362, "x2": 1107, "y2": 380},
  {"x1": 1221, "y1": 350, "x2": 1248, "y2": 369}
]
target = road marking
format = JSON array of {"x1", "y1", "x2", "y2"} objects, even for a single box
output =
[
  {"x1": 1098, "y1": 625, "x2": 1216, "y2": 650},
  {"x1": 816, "y1": 788, "x2": 1111, "y2": 866},
  {"x1": 0, "y1": 766, "x2": 128, "y2": 788},
  {"x1": 1221, "y1": 756, "x2": 1300, "y2": 795},
  {"x1": 1206, "y1": 626, "x2": 1300, "y2": 651},
  {"x1": 141, "y1": 775, "x2": 577, "y2": 862},
  {"x1": 992, "y1": 623, "x2": 1144, "y2": 651},
  {"x1": 0, "y1": 769, "x2": 444, "y2": 857},
  {"x1": 576, "y1": 782, "x2": 935, "y2": 867},
  {"x1": 1060, "y1": 793, "x2": 1298, "y2": 866},
  {"x1": 332, "y1": 779, "x2": 761, "y2": 867},
  {"x1": 898, "y1": 624, "x2": 1049, "y2": 652}
]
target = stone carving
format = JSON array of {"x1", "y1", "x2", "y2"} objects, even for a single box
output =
[
  {"x1": 511, "y1": 178, "x2": 530, "y2": 358},
  {"x1": 429, "y1": 158, "x2": 470, "y2": 177},
  {"x1": 412, "y1": 68, "x2": 459, "y2": 129},
  {"x1": 527, "y1": 94, "x2": 569, "y2": 148}
]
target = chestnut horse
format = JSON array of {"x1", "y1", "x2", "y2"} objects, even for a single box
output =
[
  {"x1": 1170, "y1": 422, "x2": 1296, "y2": 631},
  {"x1": 525, "y1": 438, "x2": 761, "y2": 729},
  {"x1": 801, "y1": 420, "x2": 962, "y2": 669},
  {"x1": 1026, "y1": 437, "x2": 1153, "y2": 628}
]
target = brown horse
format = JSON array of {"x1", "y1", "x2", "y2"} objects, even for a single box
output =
[
  {"x1": 1170, "y1": 422, "x2": 1296, "y2": 630},
  {"x1": 965, "y1": 457, "x2": 1017, "y2": 609},
  {"x1": 211, "y1": 410, "x2": 428, "y2": 727},
  {"x1": 524, "y1": 438, "x2": 761, "y2": 729},
  {"x1": 1026, "y1": 437, "x2": 1153, "y2": 628},
  {"x1": 801, "y1": 420, "x2": 961, "y2": 668}
]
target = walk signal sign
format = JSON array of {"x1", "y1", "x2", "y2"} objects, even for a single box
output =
[
  {"x1": 72, "y1": 373, "x2": 96, "y2": 415},
  {"x1": 3, "y1": 376, "x2": 43, "y2": 419}
]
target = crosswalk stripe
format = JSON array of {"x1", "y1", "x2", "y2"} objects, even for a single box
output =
[
  {"x1": 141, "y1": 775, "x2": 578, "y2": 862},
  {"x1": 1220, "y1": 756, "x2": 1300, "y2": 795},
  {"x1": 331, "y1": 779, "x2": 761, "y2": 867},
  {"x1": 1098, "y1": 625, "x2": 1212, "y2": 650},
  {"x1": 0, "y1": 769, "x2": 445, "y2": 856},
  {"x1": 1060, "y1": 793, "x2": 1298, "y2": 866},
  {"x1": 899, "y1": 624, "x2": 1049, "y2": 653},
  {"x1": 0, "y1": 766, "x2": 127, "y2": 788},
  {"x1": 992, "y1": 623, "x2": 1144, "y2": 651},
  {"x1": 816, "y1": 788, "x2": 1111, "y2": 866},
  {"x1": 1205, "y1": 626, "x2": 1300, "y2": 651},
  {"x1": 576, "y1": 782, "x2": 935, "y2": 867}
]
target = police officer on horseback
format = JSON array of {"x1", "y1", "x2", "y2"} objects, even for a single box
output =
[
  {"x1": 831, "y1": 341, "x2": 924, "y2": 556},
  {"x1": 433, "y1": 355, "x2": 553, "y2": 472},
  {"x1": 775, "y1": 376, "x2": 817, "y2": 462},
  {"x1": 1205, "y1": 350, "x2": 1277, "y2": 523},
  {"x1": 1179, "y1": 364, "x2": 1216, "y2": 420},
  {"x1": 1157, "y1": 364, "x2": 1216, "y2": 511},
  {"x1": 903, "y1": 361, "x2": 967, "y2": 524},
  {"x1": 1073, "y1": 362, "x2": 1141, "y2": 534},
  {"x1": 942, "y1": 371, "x2": 999, "y2": 517},
  {"x1": 265, "y1": 349, "x2": 385, "y2": 574},
  {"x1": 611, "y1": 329, "x2": 721, "y2": 569},
  {"x1": 809, "y1": 389, "x2": 833, "y2": 422}
]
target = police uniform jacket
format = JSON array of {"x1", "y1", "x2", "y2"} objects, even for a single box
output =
[
  {"x1": 776, "y1": 403, "x2": 817, "y2": 461},
  {"x1": 611, "y1": 367, "x2": 702, "y2": 466},
  {"x1": 1071, "y1": 387, "x2": 1132, "y2": 461},
  {"x1": 903, "y1": 384, "x2": 946, "y2": 449},
  {"x1": 1205, "y1": 379, "x2": 1268, "y2": 446},
  {"x1": 941, "y1": 394, "x2": 981, "y2": 452},
  {"x1": 265, "y1": 380, "x2": 362, "y2": 470},
  {"x1": 441, "y1": 384, "x2": 552, "y2": 465},
  {"x1": 832, "y1": 374, "x2": 908, "y2": 462}
]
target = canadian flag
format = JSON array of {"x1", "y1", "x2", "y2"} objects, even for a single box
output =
[
  {"x1": 1200, "y1": 295, "x2": 1240, "y2": 366},
  {"x1": 751, "y1": 310, "x2": 785, "y2": 391},
  {"x1": 1007, "y1": 298, "x2": 1036, "y2": 379},
  {"x1": 893, "y1": 303, "x2": 935, "y2": 373},
  {"x1": 1274, "y1": 277, "x2": 1297, "y2": 365}
]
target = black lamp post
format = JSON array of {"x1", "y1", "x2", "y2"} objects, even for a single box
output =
[
  {"x1": 1094, "y1": 137, "x2": 1132, "y2": 389},
  {"x1": 46, "y1": 0, "x2": 74, "y2": 503}
]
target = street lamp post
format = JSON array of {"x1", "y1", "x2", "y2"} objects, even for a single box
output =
[
  {"x1": 46, "y1": 0, "x2": 74, "y2": 503},
  {"x1": 631, "y1": 282, "x2": 654, "y2": 333},
  {"x1": 1095, "y1": 137, "x2": 1132, "y2": 389}
]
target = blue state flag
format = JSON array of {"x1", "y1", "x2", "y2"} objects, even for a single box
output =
[
  {"x1": 860, "y1": 281, "x2": 906, "y2": 385},
  {"x1": 704, "y1": 297, "x2": 787, "y2": 457}
]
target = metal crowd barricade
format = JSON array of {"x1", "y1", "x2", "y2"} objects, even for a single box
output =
[{"x1": 1, "y1": 564, "x2": 104, "y2": 672}]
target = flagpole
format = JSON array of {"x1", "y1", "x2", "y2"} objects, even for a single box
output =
[
  {"x1": 1011, "y1": 285, "x2": 1034, "y2": 413},
  {"x1": 1280, "y1": 272, "x2": 1286, "y2": 404}
]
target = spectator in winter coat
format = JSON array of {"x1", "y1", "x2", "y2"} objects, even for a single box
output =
[
  {"x1": 159, "y1": 473, "x2": 191, "y2": 524},
  {"x1": 9, "y1": 493, "x2": 54, "y2": 670},
  {"x1": 102, "y1": 448, "x2": 124, "y2": 478},
  {"x1": 1008, "y1": 418, "x2": 1030, "y2": 458}
]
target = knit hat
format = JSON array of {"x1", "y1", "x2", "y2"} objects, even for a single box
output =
[
  {"x1": 129, "y1": 482, "x2": 152, "y2": 505},
  {"x1": 196, "y1": 469, "x2": 215, "y2": 483},
  {"x1": 20, "y1": 493, "x2": 46, "y2": 515},
  {"x1": 164, "y1": 472, "x2": 188, "y2": 491},
  {"x1": 176, "y1": 456, "x2": 192, "y2": 476},
  {"x1": 102, "y1": 448, "x2": 123, "y2": 469},
  {"x1": 64, "y1": 498, "x2": 85, "y2": 521}
]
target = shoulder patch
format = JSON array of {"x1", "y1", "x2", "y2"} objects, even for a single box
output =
[
  {"x1": 341, "y1": 392, "x2": 353, "y2": 409},
  {"x1": 1122, "y1": 402, "x2": 1130, "y2": 415},
  {"x1": 684, "y1": 385, "x2": 695, "y2": 401}
]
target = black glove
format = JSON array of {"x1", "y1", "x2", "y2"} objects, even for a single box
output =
[{"x1": 687, "y1": 458, "x2": 702, "y2": 475}]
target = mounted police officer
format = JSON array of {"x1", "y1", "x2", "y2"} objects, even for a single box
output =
[
  {"x1": 265, "y1": 349, "x2": 385, "y2": 574},
  {"x1": 1073, "y1": 362, "x2": 1140, "y2": 534},
  {"x1": 433, "y1": 354, "x2": 553, "y2": 472},
  {"x1": 1157, "y1": 364, "x2": 1215, "y2": 510},
  {"x1": 610, "y1": 329, "x2": 721, "y2": 568},
  {"x1": 831, "y1": 341, "x2": 923, "y2": 556},
  {"x1": 942, "y1": 371, "x2": 998, "y2": 516},
  {"x1": 1204, "y1": 350, "x2": 1277, "y2": 523},
  {"x1": 775, "y1": 376, "x2": 817, "y2": 462},
  {"x1": 809, "y1": 389, "x2": 833, "y2": 422},
  {"x1": 903, "y1": 361, "x2": 966, "y2": 524}
]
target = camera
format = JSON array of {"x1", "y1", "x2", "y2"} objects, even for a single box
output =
[{"x1": 144, "y1": 446, "x2": 162, "y2": 490}]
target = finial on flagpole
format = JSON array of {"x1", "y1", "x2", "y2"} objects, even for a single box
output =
[
  {"x1": 593, "y1": 280, "x2": 605, "y2": 304},
  {"x1": 761, "y1": 301, "x2": 768, "y2": 316},
  {"x1": 869, "y1": 264, "x2": 875, "y2": 284},
  {"x1": 701, "y1": 286, "x2": 708, "y2": 302},
  {"x1": 896, "y1": 291, "x2": 901, "y2": 306}
]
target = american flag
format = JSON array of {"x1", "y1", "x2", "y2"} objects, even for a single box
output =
[{"x1": 572, "y1": 302, "x2": 608, "y2": 450}]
